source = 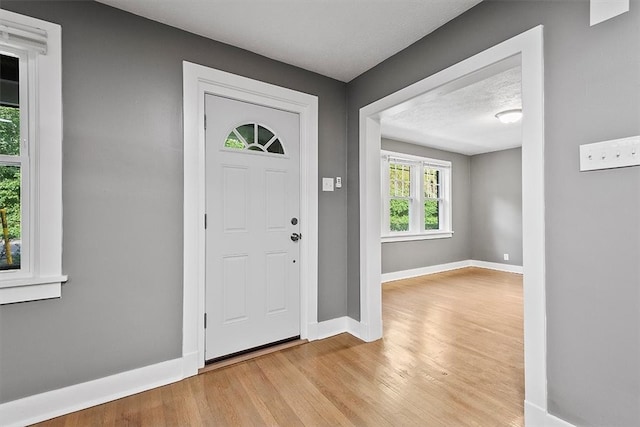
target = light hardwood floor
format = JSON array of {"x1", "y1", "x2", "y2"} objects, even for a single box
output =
[{"x1": 35, "y1": 267, "x2": 523, "y2": 426}]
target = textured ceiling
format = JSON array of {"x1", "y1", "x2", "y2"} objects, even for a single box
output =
[
  {"x1": 96, "y1": 0, "x2": 482, "y2": 82},
  {"x1": 381, "y1": 66, "x2": 522, "y2": 155}
]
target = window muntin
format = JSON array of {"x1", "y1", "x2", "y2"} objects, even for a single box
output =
[
  {"x1": 224, "y1": 123, "x2": 285, "y2": 154},
  {"x1": 382, "y1": 151, "x2": 452, "y2": 240}
]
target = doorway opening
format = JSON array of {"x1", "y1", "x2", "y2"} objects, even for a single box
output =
[{"x1": 358, "y1": 26, "x2": 546, "y2": 422}]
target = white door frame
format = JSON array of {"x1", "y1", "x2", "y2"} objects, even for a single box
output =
[
  {"x1": 182, "y1": 62, "x2": 319, "y2": 371},
  {"x1": 358, "y1": 27, "x2": 547, "y2": 424}
]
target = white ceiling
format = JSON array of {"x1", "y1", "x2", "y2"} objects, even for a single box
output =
[
  {"x1": 381, "y1": 65, "x2": 522, "y2": 155},
  {"x1": 96, "y1": 0, "x2": 482, "y2": 82}
]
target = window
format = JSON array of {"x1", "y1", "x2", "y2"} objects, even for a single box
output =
[
  {"x1": 381, "y1": 150, "x2": 452, "y2": 242},
  {"x1": 224, "y1": 123, "x2": 285, "y2": 154},
  {"x1": 0, "y1": 10, "x2": 65, "y2": 304},
  {"x1": 1, "y1": 51, "x2": 27, "y2": 273}
]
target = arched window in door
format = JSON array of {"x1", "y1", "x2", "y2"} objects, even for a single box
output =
[{"x1": 224, "y1": 123, "x2": 285, "y2": 155}]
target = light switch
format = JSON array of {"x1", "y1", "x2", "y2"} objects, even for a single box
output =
[
  {"x1": 335, "y1": 177, "x2": 342, "y2": 188},
  {"x1": 322, "y1": 177, "x2": 334, "y2": 191},
  {"x1": 580, "y1": 135, "x2": 640, "y2": 172}
]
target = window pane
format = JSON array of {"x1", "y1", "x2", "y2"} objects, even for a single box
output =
[
  {"x1": 1, "y1": 54, "x2": 20, "y2": 156},
  {"x1": 0, "y1": 165, "x2": 21, "y2": 270},
  {"x1": 224, "y1": 131, "x2": 245, "y2": 149},
  {"x1": 424, "y1": 168, "x2": 439, "y2": 199},
  {"x1": 236, "y1": 124, "x2": 254, "y2": 145},
  {"x1": 267, "y1": 139, "x2": 285, "y2": 154},
  {"x1": 257, "y1": 125, "x2": 274, "y2": 146},
  {"x1": 0, "y1": 107, "x2": 19, "y2": 156},
  {"x1": 424, "y1": 199, "x2": 439, "y2": 230},
  {"x1": 390, "y1": 163, "x2": 411, "y2": 197},
  {"x1": 390, "y1": 198, "x2": 410, "y2": 232}
]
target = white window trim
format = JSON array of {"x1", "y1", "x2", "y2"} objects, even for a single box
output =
[
  {"x1": 380, "y1": 150, "x2": 452, "y2": 242},
  {"x1": 0, "y1": 10, "x2": 66, "y2": 304}
]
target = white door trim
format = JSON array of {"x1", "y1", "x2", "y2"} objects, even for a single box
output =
[
  {"x1": 183, "y1": 62, "x2": 318, "y2": 372},
  {"x1": 358, "y1": 26, "x2": 547, "y2": 424}
]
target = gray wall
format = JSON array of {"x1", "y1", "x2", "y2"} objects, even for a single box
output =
[
  {"x1": 381, "y1": 138, "x2": 471, "y2": 273},
  {"x1": 348, "y1": 1, "x2": 640, "y2": 425},
  {"x1": 0, "y1": 0, "x2": 348, "y2": 403},
  {"x1": 470, "y1": 147, "x2": 522, "y2": 266}
]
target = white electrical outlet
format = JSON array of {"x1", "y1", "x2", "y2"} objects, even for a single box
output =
[
  {"x1": 580, "y1": 135, "x2": 640, "y2": 171},
  {"x1": 503, "y1": 254, "x2": 510, "y2": 261},
  {"x1": 335, "y1": 177, "x2": 342, "y2": 188},
  {"x1": 322, "y1": 177, "x2": 334, "y2": 191}
]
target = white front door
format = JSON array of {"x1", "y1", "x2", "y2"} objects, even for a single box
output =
[{"x1": 204, "y1": 94, "x2": 301, "y2": 361}]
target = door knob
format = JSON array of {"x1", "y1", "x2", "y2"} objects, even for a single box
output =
[{"x1": 290, "y1": 233, "x2": 301, "y2": 242}]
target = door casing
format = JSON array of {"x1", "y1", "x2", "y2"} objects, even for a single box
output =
[{"x1": 182, "y1": 62, "x2": 318, "y2": 370}]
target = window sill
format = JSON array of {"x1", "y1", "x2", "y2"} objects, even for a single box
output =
[
  {"x1": 0, "y1": 275, "x2": 68, "y2": 304},
  {"x1": 381, "y1": 231, "x2": 453, "y2": 243}
]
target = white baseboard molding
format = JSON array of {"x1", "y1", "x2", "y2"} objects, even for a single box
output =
[
  {"x1": 314, "y1": 316, "x2": 350, "y2": 340},
  {"x1": 346, "y1": 317, "x2": 367, "y2": 341},
  {"x1": 307, "y1": 316, "x2": 367, "y2": 342},
  {"x1": 525, "y1": 401, "x2": 576, "y2": 427},
  {"x1": 382, "y1": 259, "x2": 523, "y2": 283},
  {"x1": 381, "y1": 260, "x2": 471, "y2": 283},
  {"x1": 469, "y1": 260, "x2": 523, "y2": 274},
  {"x1": 181, "y1": 350, "x2": 200, "y2": 377},
  {"x1": 0, "y1": 357, "x2": 186, "y2": 427}
]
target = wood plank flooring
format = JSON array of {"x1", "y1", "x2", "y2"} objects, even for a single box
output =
[{"x1": 34, "y1": 267, "x2": 523, "y2": 426}]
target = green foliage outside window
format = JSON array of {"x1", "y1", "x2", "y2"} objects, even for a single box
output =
[
  {"x1": 389, "y1": 163, "x2": 411, "y2": 231},
  {"x1": 390, "y1": 199, "x2": 409, "y2": 231},
  {"x1": 424, "y1": 168, "x2": 440, "y2": 230},
  {"x1": 0, "y1": 106, "x2": 20, "y2": 156},
  {"x1": 225, "y1": 132, "x2": 245, "y2": 149},
  {"x1": 0, "y1": 106, "x2": 21, "y2": 240},
  {"x1": 389, "y1": 163, "x2": 410, "y2": 197},
  {"x1": 424, "y1": 200, "x2": 439, "y2": 230}
]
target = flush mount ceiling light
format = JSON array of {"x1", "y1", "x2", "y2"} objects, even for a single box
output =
[{"x1": 495, "y1": 108, "x2": 522, "y2": 124}]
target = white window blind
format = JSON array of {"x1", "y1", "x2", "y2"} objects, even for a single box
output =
[{"x1": 0, "y1": 19, "x2": 48, "y2": 55}]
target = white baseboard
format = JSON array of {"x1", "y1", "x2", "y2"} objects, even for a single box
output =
[
  {"x1": 0, "y1": 357, "x2": 186, "y2": 427},
  {"x1": 525, "y1": 401, "x2": 576, "y2": 427},
  {"x1": 181, "y1": 350, "x2": 200, "y2": 377},
  {"x1": 382, "y1": 259, "x2": 523, "y2": 283},
  {"x1": 314, "y1": 316, "x2": 349, "y2": 339},
  {"x1": 346, "y1": 316, "x2": 367, "y2": 341},
  {"x1": 381, "y1": 260, "x2": 471, "y2": 283},
  {"x1": 469, "y1": 260, "x2": 523, "y2": 274},
  {"x1": 307, "y1": 316, "x2": 367, "y2": 342}
]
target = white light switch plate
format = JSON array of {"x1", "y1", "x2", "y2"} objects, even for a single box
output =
[
  {"x1": 322, "y1": 177, "x2": 334, "y2": 191},
  {"x1": 579, "y1": 135, "x2": 640, "y2": 172}
]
